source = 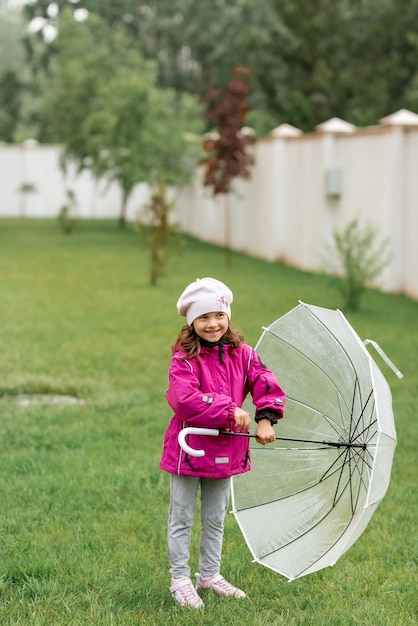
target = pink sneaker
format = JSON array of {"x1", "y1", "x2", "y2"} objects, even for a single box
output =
[
  {"x1": 195, "y1": 573, "x2": 246, "y2": 599},
  {"x1": 170, "y1": 577, "x2": 205, "y2": 608}
]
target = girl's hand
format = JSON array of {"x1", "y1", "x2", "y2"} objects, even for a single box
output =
[
  {"x1": 255, "y1": 420, "x2": 276, "y2": 445},
  {"x1": 234, "y1": 407, "x2": 251, "y2": 432}
]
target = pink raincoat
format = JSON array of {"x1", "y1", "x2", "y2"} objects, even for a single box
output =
[{"x1": 160, "y1": 342, "x2": 285, "y2": 479}]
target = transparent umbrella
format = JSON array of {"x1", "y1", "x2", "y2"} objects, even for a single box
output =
[{"x1": 230, "y1": 302, "x2": 402, "y2": 580}]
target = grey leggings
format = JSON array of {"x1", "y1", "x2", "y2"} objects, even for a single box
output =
[{"x1": 168, "y1": 474, "x2": 231, "y2": 579}]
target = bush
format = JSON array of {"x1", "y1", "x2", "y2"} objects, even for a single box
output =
[
  {"x1": 57, "y1": 189, "x2": 77, "y2": 234},
  {"x1": 325, "y1": 217, "x2": 391, "y2": 311}
]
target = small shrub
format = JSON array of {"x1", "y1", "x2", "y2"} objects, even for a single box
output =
[
  {"x1": 58, "y1": 189, "x2": 77, "y2": 234},
  {"x1": 18, "y1": 182, "x2": 37, "y2": 194},
  {"x1": 325, "y1": 217, "x2": 391, "y2": 311},
  {"x1": 137, "y1": 179, "x2": 183, "y2": 286},
  {"x1": 17, "y1": 181, "x2": 37, "y2": 217}
]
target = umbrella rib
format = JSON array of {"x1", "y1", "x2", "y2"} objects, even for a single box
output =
[
  {"x1": 269, "y1": 309, "x2": 376, "y2": 444},
  {"x1": 287, "y1": 393, "x2": 375, "y2": 448},
  {"x1": 349, "y1": 378, "x2": 360, "y2": 441},
  {"x1": 332, "y1": 449, "x2": 350, "y2": 507},
  {"x1": 349, "y1": 449, "x2": 369, "y2": 513},
  {"x1": 350, "y1": 388, "x2": 374, "y2": 442},
  {"x1": 359, "y1": 398, "x2": 377, "y2": 444},
  {"x1": 237, "y1": 449, "x2": 359, "y2": 513},
  {"x1": 256, "y1": 479, "x2": 358, "y2": 563},
  {"x1": 243, "y1": 305, "x2": 396, "y2": 580},
  {"x1": 353, "y1": 444, "x2": 373, "y2": 469},
  {"x1": 234, "y1": 470, "x2": 341, "y2": 511},
  {"x1": 328, "y1": 448, "x2": 369, "y2": 514},
  {"x1": 350, "y1": 447, "x2": 373, "y2": 487},
  {"x1": 289, "y1": 440, "x2": 389, "y2": 579},
  {"x1": 335, "y1": 466, "x2": 354, "y2": 511},
  {"x1": 347, "y1": 378, "x2": 368, "y2": 445},
  {"x1": 349, "y1": 453, "x2": 355, "y2": 514},
  {"x1": 323, "y1": 449, "x2": 370, "y2": 501},
  {"x1": 323, "y1": 446, "x2": 371, "y2": 511},
  {"x1": 285, "y1": 397, "x2": 361, "y2": 445},
  {"x1": 337, "y1": 390, "x2": 351, "y2": 441},
  {"x1": 352, "y1": 440, "x2": 375, "y2": 470},
  {"x1": 354, "y1": 420, "x2": 378, "y2": 443},
  {"x1": 320, "y1": 448, "x2": 350, "y2": 484},
  {"x1": 320, "y1": 449, "x2": 365, "y2": 514},
  {"x1": 257, "y1": 449, "x2": 377, "y2": 579},
  {"x1": 264, "y1": 331, "x2": 356, "y2": 420},
  {"x1": 351, "y1": 452, "x2": 368, "y2": 512},
  {"x1": 287, "y1": 499, "x2": 359, "y2": 580},
  {"x1": 235, "y1": 447, "x2": 372, "y2": 521}
]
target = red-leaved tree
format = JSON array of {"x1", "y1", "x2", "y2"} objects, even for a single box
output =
[{"x1": 202, "y1": 66, "x2": 256, "y2": 264}]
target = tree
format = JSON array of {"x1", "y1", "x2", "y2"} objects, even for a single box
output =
[
  {"x1": 21, "y1": 0, "x2": 263, "y2": 96},
  {"x1": 0, "y1": 0, "x2": 27, "y2": 141},
  {"x1": 20, "y1": 0, "x2": 272, "y2": 133},
  {"x1": 0, "y1": 70, "x2": 22, "y2": 141},
  {"x1": 202, "y1": 66, "x2": 255, "y2": 264},
  {"x1": 13, "y1": 0, "x2": 418, "y2": 141},
  {"x1": 138, "y1": 178, "x2": 183, "y2": 286},
  {"x1": 248, "y1": 0, "x2": 418, "y2": 131},
  {"x1": 41, "y1": 10, "x2": 203, "y2": 228}
]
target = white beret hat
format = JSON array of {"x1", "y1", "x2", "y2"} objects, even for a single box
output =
[{"x1": 176, "y1": 277, "x2": 233, "y2": 326}]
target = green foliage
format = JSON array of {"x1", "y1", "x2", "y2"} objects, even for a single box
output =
[
  {"x1": 4, "y1": 0, "x2": 418, "y2": 141},
  {"x1": 326, "y1": 218, "x2": 391, "y2": 311},
  {"x1": 40, "y1": 9, "x2": 203, "y2": 227},
  {"x1": 17, "y1": 180, "x2": 37, "y2": 217},
  {"x1": 21, "y1": 0, "x2": 264, "y2": 103},
  {"x1": 239, "y1": 0, "x2": 418, "y2": 131},
  {"x1": 0, "y1": 2, "x2": 26, "y2": 142},
  {"x1": 57, "y1": 188, "x2": 77, "y2": 234},
  {"x1": 138, "y1": 179, "x2": 183, "y2": 286},
  {"x1": 17, "y1": 181, "x2": 37, "y2": 194},
  {"x1": 0, "y1": 70, "x2": 22, "y2": 142}
]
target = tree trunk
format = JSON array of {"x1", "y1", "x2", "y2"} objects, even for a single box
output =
[
  {"x1": 119, "y1": 188, "x2": 129, "y2": 230},
  {"x1": 224, "y1": 193, "x2": 232, "y2": 266}
]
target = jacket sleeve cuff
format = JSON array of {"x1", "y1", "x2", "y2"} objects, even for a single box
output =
[{"x1": 255, "y1": 409, "x2": 278, "y2": 425}]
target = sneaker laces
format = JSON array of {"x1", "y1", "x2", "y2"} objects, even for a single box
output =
[
  {"x1": 170, "y1": 577, "x2": 204, "y2": 608},
  {"x1": 195, "y1": 573, "x2": 246, "y2": 598}
]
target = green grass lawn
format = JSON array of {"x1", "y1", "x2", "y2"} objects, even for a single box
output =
[{"x1": 0, "y1": 218, "x2": 416, "y2": 625}]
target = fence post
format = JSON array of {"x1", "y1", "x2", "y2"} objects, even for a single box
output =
[
  {"x1": 315, "y1": 117, "x2": 356, "y2": 252},
  {"x1": 270, "y1": 124, "x2": 302, "y2": 262},
  {"x1": 380, "y1": 110, "x2": 418, "y2": 292}
]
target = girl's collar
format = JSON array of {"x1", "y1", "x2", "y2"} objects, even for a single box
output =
[
  {"x1": 199, "y1": 337, "x2": 229, "y2": 348},
  {"x1": 199, "y1": 337, "x2": 230, "y2": 363}
]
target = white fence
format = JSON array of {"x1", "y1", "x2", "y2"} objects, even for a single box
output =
[
  {"x1": 0, "y1": 141, "x2": 149, "y2": 222},
  {"x1": 1, "y1": 109, "x2": 418, "y2": 299},
  {"x1": 176, "y1": 110, "x2": 418, "y2": 300}
]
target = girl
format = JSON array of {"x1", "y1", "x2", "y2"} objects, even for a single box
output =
[{"x1": 160, "y1": 277, "x2": 285, "y2": 608}]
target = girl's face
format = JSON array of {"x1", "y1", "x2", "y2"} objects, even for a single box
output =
[{"x1": 193, "y1": 311, "x2": 229, "y2": 342}]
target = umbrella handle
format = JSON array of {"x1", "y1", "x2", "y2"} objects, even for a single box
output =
[
  {"x1": 363, "y1": 339, "x2": 404, "y2": 379},
  {"x1": 178, "y1": 427, "x2": 220, "y2": 457}
]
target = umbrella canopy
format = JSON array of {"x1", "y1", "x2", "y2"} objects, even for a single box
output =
[{"x1": 230, "y1": 302, "x2": 400, "y2": 581}]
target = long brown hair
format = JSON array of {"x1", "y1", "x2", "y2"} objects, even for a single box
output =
[{"x1": 172, "y1": 324, "x2": 244, "y2": 359}]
